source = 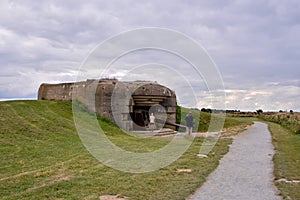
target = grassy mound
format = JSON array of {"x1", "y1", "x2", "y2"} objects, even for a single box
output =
[{"x1": 0, "y1": 100, "x2": 251, "y2": 199}]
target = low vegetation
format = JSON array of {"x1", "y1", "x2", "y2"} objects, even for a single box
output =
[
  {"x1": 259, "y1": 112, "x2": 300, "y2": 134},
  {"x1": 179, "y1": 107, "x2": 254, "y2": 132},
  {"x1": 0, "y1": 100, "x2": 253, "y2": 199},
  {"x1": 267, "y1": 122, "x2": 300, "y2": 200}
]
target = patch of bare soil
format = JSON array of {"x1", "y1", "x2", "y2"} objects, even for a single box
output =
[
  {"x1": 221, "y1": 124, "x2": 251, "y2": 137},
  {"x1": 99, "y1": 194, "x2": 128, "y2": 200},
  {"x1": 193, "y1": 125, "x2": 251, "y2": 138}
]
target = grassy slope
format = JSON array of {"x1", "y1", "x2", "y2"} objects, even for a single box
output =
[
  {"x1": 0, "y1": 100, "x2": 251, "y2": 200},
  {"x1": 267, "y1": 122, "x2": 300, "y2": 200}
]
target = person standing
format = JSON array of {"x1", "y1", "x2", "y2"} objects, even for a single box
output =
[
  {"x1": 185, "y1": 111, "x2": 193, "y2": 135},
  {"x1": 149, "y1": 113, "x2": 156, "y2": 131}
]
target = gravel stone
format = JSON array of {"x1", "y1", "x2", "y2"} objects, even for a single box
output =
[{"x1": 188, "y1": 122, "x2": 281, "y2": 200}]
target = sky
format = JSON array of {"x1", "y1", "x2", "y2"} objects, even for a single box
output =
[{"x1": 0, "y1": 0, "x2": 299, "y2": 111}]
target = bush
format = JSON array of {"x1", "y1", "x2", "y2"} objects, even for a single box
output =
[{"x1": 176, "y1": 105, "x2": 181, "y2": 124}]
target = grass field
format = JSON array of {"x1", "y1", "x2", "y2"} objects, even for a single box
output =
[
  {"x1": 179, "y1": 107, "x2": 253, "y2": 132},
  {"x1": 260, "y1": 112, "x2": 300, "y2": 134},
  {"x1": 267, "y1": 122, "x2": 300, "y2": 200},
  {"x1": 0, "y1": 100, "x2": 253, "y2": 199}
]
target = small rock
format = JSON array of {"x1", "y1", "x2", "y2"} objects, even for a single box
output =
[
  {"x1": 177, "y1": 169, "x2": 192, "y2": 173},
  {"x1": 197, "y1": 154, "x2": 208, "y2": 158}
]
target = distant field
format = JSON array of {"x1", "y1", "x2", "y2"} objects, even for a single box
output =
[
  {"x1": 179, "y1": 107, "x2": 253, "y2": 132},
  {"x1": 0, "y1": 100, "x2": 253, "y2": 199}
]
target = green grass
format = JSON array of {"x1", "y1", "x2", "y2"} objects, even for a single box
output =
[
  {"x1": 259, "y1": 113, "x2": 300, "y2": 134},
  {"x1": 179, "y1": 107, "x2": 254, "y2": 132},
  {"x1": 267, "y1": 122, "x2": 300, "y2": 200},
  {"x1": 0, "y1": 100, "x2": 251, "y2": 199}
]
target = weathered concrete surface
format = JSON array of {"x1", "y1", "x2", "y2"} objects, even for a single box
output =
[
  {"x1": 188, "y1": 122, "x2": 281, "y2": 200},
  {"x1": 38, "y1": 79, "x2": 177, "y2": 130}
]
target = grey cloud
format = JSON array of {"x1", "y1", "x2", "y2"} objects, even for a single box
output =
[{"x1": 0, "y1": 0, "x2": 299, "y2": 110}]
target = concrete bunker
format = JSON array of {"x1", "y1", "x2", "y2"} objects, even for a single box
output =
[{"x1": 38, "y1": 79, "x2": 177, "y2": 131}]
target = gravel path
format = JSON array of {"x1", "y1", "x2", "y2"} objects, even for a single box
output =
[{"x1": 188, "y1": 122, "x2": 281, "y2": 200}]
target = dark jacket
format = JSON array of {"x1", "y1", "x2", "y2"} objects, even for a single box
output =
[{"x1": 185, "y1": 115, "x2": 193, "y2": 127}]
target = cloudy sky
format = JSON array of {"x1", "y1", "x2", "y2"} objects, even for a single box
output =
[{"x1": 0, "y1": 0, "x2": 299, "y2": 111}]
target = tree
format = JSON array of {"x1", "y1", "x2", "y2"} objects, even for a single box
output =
[
  {"x1": 256, "y1": 109, "x2": 263, "y2": 114},
  {"x1": 201, "y1": 108, "x2": 212, "y2": 113}
]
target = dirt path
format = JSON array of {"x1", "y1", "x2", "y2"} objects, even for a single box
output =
[{"x1": 188, "y1": 122, "x2": 281, "y2": 200}]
